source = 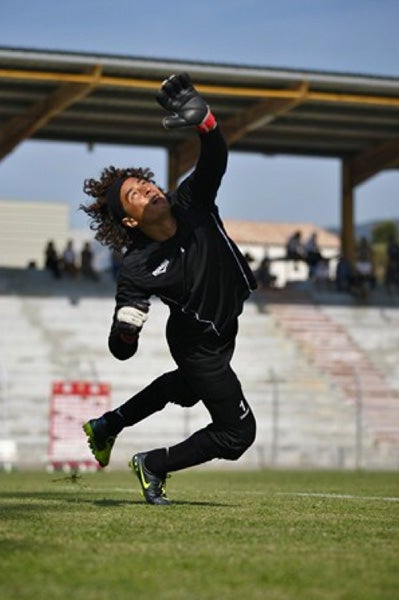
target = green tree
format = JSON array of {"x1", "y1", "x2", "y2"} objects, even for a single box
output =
[{"x1": 372, "y1": 220, "x2": 398, "y2": 244}]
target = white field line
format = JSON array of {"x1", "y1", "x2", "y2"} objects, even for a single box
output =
[
  {"x1": 276, "y1": 492, "x2": 399, "y2": 502},
  {"x1": 6, "y1": 488, "x2": 398, "y2": 503}
]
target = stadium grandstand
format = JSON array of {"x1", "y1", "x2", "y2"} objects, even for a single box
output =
[{"x1": 0, "y1": 47, "x2": 399, "y2": 472}]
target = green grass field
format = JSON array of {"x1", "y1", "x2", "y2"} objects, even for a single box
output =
[{"x1": 1, "y1": 468, "x2": 398, "y2": 600}]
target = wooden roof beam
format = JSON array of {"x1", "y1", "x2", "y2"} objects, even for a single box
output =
[
  {"x1": 222, "y1": 81, "x2": 309, "y2": 145},
  {"x1": 170, "y1": 82, "x2": 309, "y2": 181},
  {"x1": 1, "y1": 68, "x2": 399, "y2": 107},
  {"x1": 351, "y1": 134, "x2": 399, "y2": 186},
  {"x1": 0, "y1": 65, "x2": 101, "y2": 161}
]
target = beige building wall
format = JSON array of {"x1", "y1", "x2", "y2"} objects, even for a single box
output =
[{"x1": 0, "y1": 200, "x2": 69, "y2": 268}]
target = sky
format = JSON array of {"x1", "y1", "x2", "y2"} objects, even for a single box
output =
[{"x1": 0, "y1": 0, "x2": 398, "y2": 232}]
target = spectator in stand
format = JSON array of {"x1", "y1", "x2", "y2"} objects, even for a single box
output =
[
  {"x1": 62, "y1": 240, "x2": 78, "y2": 278},
  {"x1": 303, "y1": 232, "x2": 323, "y2": 279},
  {"x1": 81, "y1": 241, "x2": 99, "y2": 281},
  {"x1": 354, "y1": 236, "x2": 376, "y2": 290},
  {"x1": 357, "y1": 236, "x2": 373, "y2": 263},
  {"x1": 44, "y1": 240, "x2": 61, "y2": 279},
  {"x1": 286, "y1": 230, "x2": 305, "y2": 261},
  {"x1": 256, "y1": 255, "x2": 277, "y2": 289},
  {"x1": 335, "y1": 255, "x2": 354, "y2": 292},
  {"x1": 385, "y1": 234, "x2": 399, "y2": 293},
  {"x1": 313, "y1": 257, "x2": 330, "y2": 289}
]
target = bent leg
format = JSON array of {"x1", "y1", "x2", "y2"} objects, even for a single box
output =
[
  {"x1": 202, "y1": 387, "x2": 257, "y2": 460},
  {"x1": 103, "y1": 369, "x2": 200, "y2": 435},
  {"x1": 145, "y1": 372, "x2": 256, "y2": 474},
  {"x1": 143, "y1": 313, "x2": 256, "y2": 475}
]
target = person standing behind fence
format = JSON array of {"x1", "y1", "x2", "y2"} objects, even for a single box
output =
[
  {"x1": 335, "y1": 255, "x2": 354, "y2": 292},
  {"x1": 62, "y1": 240, "x2": 78, "y2": 278},
  {"x1": 385, "y1": 234, "x2": 399, "y2": 293},
  {"x1": 355, "y1": 237, "x2": 376, "y2": 290},
  {"x1": 286, "y1": 230, "x2": 305, "y2": 260},
  {"x1": 44, "y1": 240, "x2": 61, "y2": 279},
  {"x1": 81, "y1": 241, "x2": 99, "y2": 281},
  {"x1": 256, "y1": 255, "x2": 277, "y2": 289},
  {"x1": 304, "y1": 232, "x2": 323, "y2": 279},
  {"x1": 286, "y1": 229, "x2": 305, "y2": 272}
]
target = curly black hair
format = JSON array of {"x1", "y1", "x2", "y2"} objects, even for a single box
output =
[{"x1": 80, "y1": 165, "x2": 156, "y2": 252}]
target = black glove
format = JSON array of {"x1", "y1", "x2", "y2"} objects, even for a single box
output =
[{"x1": 156, "y1": 73, "x2": 216, "y2": 132}]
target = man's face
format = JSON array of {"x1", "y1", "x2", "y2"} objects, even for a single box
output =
[{"x1": 119, "y1": 177, "x2": 169, "y2": 227}]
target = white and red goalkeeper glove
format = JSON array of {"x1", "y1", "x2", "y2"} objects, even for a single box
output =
[
  {"x1": 115, "y1": 302, "x2": 149, "y2": 342},
  {"x1": 156, "y1": 72, "x2": 217, "y2": 133}
]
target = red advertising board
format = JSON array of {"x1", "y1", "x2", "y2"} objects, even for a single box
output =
[{"x1": 48, "y1": 381, "x2": 110, "y2": 471}]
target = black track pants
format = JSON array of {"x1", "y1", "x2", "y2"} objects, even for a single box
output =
[{"x1": 113, "y1": 312, "x2": 256, "y2": 473}]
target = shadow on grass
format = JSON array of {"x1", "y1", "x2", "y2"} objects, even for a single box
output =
[
  {"x1": 91, "y1": 498, "x2": 232, "y2": 507},
  {"x1": 91, "y1": 498, "x2": 134, "y2": 507},
  {"x1": 1, "y1": 491, "x2": 233, "y2": 512},
  {"x1": 171, "y1": 500, "x2": 233, "y2": 507}
]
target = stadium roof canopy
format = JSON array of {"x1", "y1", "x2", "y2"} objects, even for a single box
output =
[{"x1": 1, "y1": 46, "x2": 399, "y2": 257}]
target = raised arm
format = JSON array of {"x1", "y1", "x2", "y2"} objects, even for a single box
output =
[{"x1": 157, "y1": 73, "x2": 227, "y2": 208}]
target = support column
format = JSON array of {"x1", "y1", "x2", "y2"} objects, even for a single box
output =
[{"x1": 341, "y1": 159, "x2": 355, "y2": 262}]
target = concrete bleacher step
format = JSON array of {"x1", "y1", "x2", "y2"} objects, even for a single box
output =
[
  {"x1": 265, "y1": 295, "x2": 399, "y2": 465},
  {"x1": 1, "y1": 269, "x2": 399, "y2": 470}
]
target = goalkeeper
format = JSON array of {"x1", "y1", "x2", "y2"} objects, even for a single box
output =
[{"x1": 81, "y1": 74, "x2": 257, "y2": 505}]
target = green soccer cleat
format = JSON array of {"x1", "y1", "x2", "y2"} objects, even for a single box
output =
[
  {"x1": 129, "y1": 452, "x2": 171, "y2": 506},
  {"x1": 82, "y1": 417, "x2": 116, "y2": 468}
]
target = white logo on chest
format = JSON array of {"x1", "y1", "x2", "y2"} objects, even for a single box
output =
[{"x1": 152, "y1": 259, "x2": 170, "y2": 277}]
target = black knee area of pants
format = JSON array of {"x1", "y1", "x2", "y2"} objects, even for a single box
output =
[
  {"x1": 208, "y1": 411, "x2": 257, "y2": 461},
  {"x1": 165, "y1": 370, "x2": 201, "y2": 408}
]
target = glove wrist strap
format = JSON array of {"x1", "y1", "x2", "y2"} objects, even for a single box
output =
[{"x1": 197, "y1": 110, "x2": 217, "y2": 133}]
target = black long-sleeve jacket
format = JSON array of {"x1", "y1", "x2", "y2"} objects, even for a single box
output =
[{"x1": 109, "y1": 126, "x2": 256, "y2": 360}]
